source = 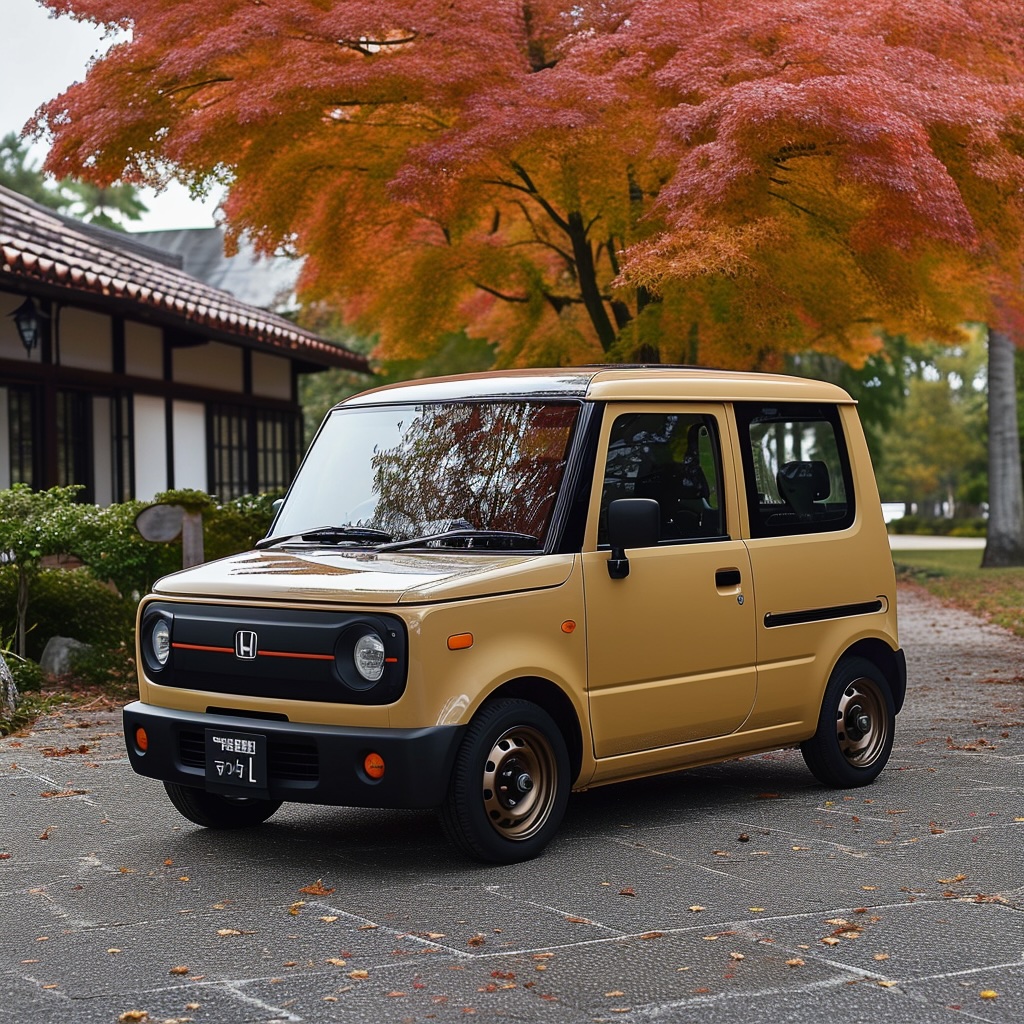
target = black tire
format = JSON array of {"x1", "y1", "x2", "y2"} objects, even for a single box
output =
[
  {"x1": 440, "y1": 698, "x2": 570, "y2": 863},
  {"x1": 801, "y1": 656, "x2": 896, "y2": 787},
  {"x1": 163, "y1": 782, "x2": 282, "y2": 829}
]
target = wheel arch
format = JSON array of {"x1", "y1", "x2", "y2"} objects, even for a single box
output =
[
  {"x1": 839, "y1": 638, "x2": 907, "y2": 713},
  {"x1": 485, "y1": 676, "x2": 584, "y2": 785}
]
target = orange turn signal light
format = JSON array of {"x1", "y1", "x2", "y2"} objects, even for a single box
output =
[
  {"x1": 561, "y1": 620, "x2": 577, "y2": 634},
  {"x1": 134, "y1": 726, "x2": 149, "y2": 753},
  {"x1": 364, "y1": 752, "x2": 385, "y2": 780},
  {"x1": 447, "y1": 633, "x2": 474, "y2": 651}
]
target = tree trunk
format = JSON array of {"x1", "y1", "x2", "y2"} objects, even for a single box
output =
[
  {"x1": 15, "y1": 567, "x2": 29, "y2": 660},
  {"x1": 566, "y1": 211, "x2": 618, "y2": 351},
  {"x1": 982, "y1": 327, "x2": 1024, "y2": 567}
]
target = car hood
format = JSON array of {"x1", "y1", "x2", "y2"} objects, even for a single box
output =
[{"x1": 151, "y1": 548, "x2": 576, "y2": 605}]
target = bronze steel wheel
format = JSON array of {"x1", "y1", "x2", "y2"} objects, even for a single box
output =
[
  {"x1": 801, "y1": 656, "x2": 896, "y2": 787},
  {"x1": 441, "y1": 698, "x2": 570, "y2": 863},
  {"x1": 480, "y1": 723, "x2": 559, "y2": 842}
]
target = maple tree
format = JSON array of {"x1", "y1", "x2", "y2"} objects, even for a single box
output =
[{"x1": 31, "y1": 0, "x2": 1024, "y2": 559}]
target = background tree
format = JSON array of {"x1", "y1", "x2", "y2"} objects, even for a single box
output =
[
  {"x1": 0, "y1": 130, "x2": 146, "y2": 230},
  {"x1": 873, "y1": 338, "x2": 988, "y2": 522},
  {"x1": 32, "y1": 1, "x2": 1024, "y2": 555},
  {"x1": 1, "y1": 132, "x2": 65, "y2": 208}
]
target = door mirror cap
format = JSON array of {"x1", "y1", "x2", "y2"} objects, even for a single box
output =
[{"x1": 607, "y1": 498, "x2": 660, "y2": 579}]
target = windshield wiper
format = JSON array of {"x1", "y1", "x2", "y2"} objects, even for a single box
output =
[
  {"x1": 374, "y1": 529, "x2": 539, "y2": 553},
  {"x1": 255, "y1": 525, "x2": 394, "y2": 549}
]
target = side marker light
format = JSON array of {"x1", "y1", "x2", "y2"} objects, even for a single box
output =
[
  {"x1": 135, "y1": 726, "x2": 149, "y2": 753},
  {"x1": 447, "y1": 633, "x2": 474, "y2": 651},
  {"x1": 561, "y1": 620, "x2": 577, "y2": 634}
]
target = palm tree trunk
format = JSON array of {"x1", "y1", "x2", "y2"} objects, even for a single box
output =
[{"x1": 982, "y1": 327, "x2": 1024, "y2": 567}]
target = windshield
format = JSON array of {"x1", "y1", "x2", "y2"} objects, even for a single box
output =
[{"x1": 269, "y1": 400, "x2": 581, "y2": 549}]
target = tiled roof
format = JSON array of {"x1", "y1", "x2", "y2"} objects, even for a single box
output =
[{"x1": 0, "y1": 185, "x2": 367, "y2": 372}]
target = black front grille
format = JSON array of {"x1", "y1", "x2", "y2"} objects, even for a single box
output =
[{"x1": 179, "y1": 729, "x2": 319, "y2": 783}]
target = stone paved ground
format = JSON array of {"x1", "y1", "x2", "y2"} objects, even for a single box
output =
[{"x1": 1, "y1": 583, "x2": 1022, "y2": 1023}]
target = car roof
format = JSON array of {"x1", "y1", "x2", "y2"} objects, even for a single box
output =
[{"x1": 339, "y1": 366, "x2": 854, "y2": 408}]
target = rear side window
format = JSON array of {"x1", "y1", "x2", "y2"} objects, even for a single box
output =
[
  {"x1": 598, "y1": 411, "x2": 726, "y2": 545},
  {"x1": 736, "y1": 403, "x2": 855, "y2": 538}
]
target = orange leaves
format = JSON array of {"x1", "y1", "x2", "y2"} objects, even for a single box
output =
[
  {"x1": 299, "y1": 879, "x2": 335, "y2": 896},
  {"x1": 38, "y1": 0, "x2": 1024, "y2": 365}
]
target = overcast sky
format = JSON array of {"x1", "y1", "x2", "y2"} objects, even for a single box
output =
[{"x1": 1, "y1": 0, "x2": 220, "y2": 231}]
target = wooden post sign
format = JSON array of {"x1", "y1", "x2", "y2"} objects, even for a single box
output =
[{"x1": 135, "y1": 504, "x2": 205, "y2": 568}]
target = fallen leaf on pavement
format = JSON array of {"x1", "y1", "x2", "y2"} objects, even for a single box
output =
[
  {"x1": 299, "y1": 879, "x2": 335, "y2": 896},
  {"x1": 169, "y1": 966, "x2": 189, "y2": 975}
]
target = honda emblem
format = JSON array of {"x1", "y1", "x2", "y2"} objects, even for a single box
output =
[{"x1": 235, "y1": 630, "x2": 258, "y2": 660}]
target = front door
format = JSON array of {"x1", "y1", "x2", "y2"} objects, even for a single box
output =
[{"x1": 583, "y1": 404, "x2": 756, "y2": 758}]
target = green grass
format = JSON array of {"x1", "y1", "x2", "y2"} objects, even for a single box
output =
[{"x1": 893, "y1": 548, "x2": 1024, "y2": 638}]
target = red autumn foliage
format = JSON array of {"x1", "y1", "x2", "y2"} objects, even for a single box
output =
[{"x1": 33, "y1": 1, "x2": 1024, "y2": 367}]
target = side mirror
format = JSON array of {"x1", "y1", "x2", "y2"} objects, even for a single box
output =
[{"x1": 607, "y1": 498, "x2": 660, "y2": 579}]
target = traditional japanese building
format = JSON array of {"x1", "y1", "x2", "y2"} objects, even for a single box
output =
[{"x1": 0, "y1": 185, "x2": 367, "y2": 503}]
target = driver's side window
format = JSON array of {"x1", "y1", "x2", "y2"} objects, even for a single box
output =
[{"x1": 598, "y1": 411, "x2": 725, "y2": 546}]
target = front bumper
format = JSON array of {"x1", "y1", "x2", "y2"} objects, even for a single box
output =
[{"x1": 123, "y1": 701, "x2": 464, "y2": 809}]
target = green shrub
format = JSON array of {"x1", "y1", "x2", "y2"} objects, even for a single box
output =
[
  {"x1": 0, "y1": 649, "x2": 44, "y2": 693},
  {"x1": 68, "y1": 640, "x2": 137, "y2": 696},
  {"x1": 0, "y1": 567, "x2": 135, "y2": 662}
]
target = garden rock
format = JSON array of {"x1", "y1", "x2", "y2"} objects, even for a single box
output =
[
  {"x1": 39, "y1": 636, "x2": 91, "y2": 679},
  {"x1": 0, "y1": 651, "x2": 16, "y2": 714}
]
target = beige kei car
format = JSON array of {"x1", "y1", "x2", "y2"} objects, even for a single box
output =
[{"x1": 125, "y1": 367, "x2": 905, "y2": 862}]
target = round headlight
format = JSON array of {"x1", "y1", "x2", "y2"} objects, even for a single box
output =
[
  {"x1": 353, "y1": 632, "x2": 385, "y2": 682},
  {"x1": 151, "y1": 618, "x2": 171, "y2": 667}
]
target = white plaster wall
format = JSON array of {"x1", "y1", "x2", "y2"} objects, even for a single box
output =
[
  {"x1": 174, "y1": 342, "x2": 243, "y2": 391},
  {"x1": 133, "y1": 395, "x2": 169, "y2": 501},
  {"x1": 0, "y1": 291, "x2": 43, "y2": 364},
  {"x1": 172, "y1": 400, "x2": 208, "y2": 491},
  {"x1": 252, "y1": 351, "x2": 292, "y2": 400},
  {"x1": 92, "y1": 396, "x2": 113, "y2": 506},
  {"x1": 125, "y1": 321, "x2": 164, "y2": 379},
  {"x1": 58, "y1": 306, "x2": 112, "y2": 371},
  {"x1": 0, "y1": 388, "x2": 10, "y2": 489}
]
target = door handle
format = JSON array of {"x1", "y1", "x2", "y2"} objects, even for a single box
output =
[{"x1": 715, "y1": 568, "x2": 742, "y2": 587}]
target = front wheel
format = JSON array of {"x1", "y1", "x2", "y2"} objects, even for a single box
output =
[
  {"x1": 163, "y1": 782, "x2": 282, "y2": 829},
  {"x1": 801, "y1": 656, "x2": 895, "y2": 787},
  {"x1": 440, "y1": 698, "x2": 570, "y2": 863}
]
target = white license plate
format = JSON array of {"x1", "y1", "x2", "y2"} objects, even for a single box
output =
[{"x1": 205, "y1": 729, "x2": 267, "y2": 791}]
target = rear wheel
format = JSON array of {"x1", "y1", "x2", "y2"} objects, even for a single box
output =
[
  {"x1": 163, "y1": 782, "x2": 282, "y2": 829},
  {"x1": 801, "y1": 656, "x2": 895, "y2": 787},
  {"x1": 440, "y1": 698, "x2": 570, "y2": 863}
]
